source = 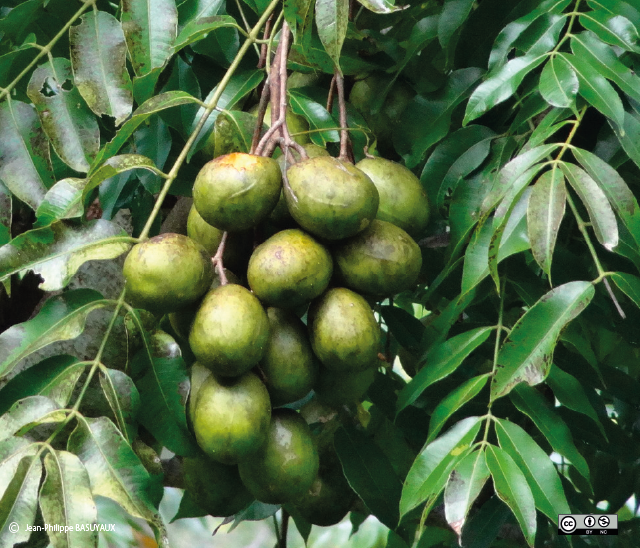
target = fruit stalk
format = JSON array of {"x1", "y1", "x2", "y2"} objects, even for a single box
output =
[
  {"x1": 212, "y1": 231, "x2": 229, "y2": 285},
  {"x1": 334, "y1": 69, "x2": 351, "y2": 162}
]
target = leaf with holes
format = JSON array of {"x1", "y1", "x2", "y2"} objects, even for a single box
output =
[
  {"x1": 485, "y1": 445, "x2": 536, "y2": 547},
  {"x1": 444, "y1": 448, "x2": 489, "y2": 540},
  {"x1": 539, "y1": 55, "x2": 578, "y2": 108},
  {"x1": 0, "y1": 100, "x2": 53, "y2": 210},
  {"x1": 400, "y1": 416, "x2": 481, "y2": 519},
  {"x1": 491, "y1": 281, "x2": 595, "y2": 401},
  {"x1": 69, "y1": 10, "x2": 133, "y2": 125},
  {"x1": 26, "y1": 58, "x2": 99, "y2": 173},
  {"x1": 527, "y1": 169, "x2": 567, "y2": 278},
  {"x1": 67, "y1": 416, "x2": 162, "y2": 521},
  {"x1": 560, "y1": 162, "x2": 618, "y2": 251},
  {"x1": 121, "y1": 0, "x2": 178, "y2": 76},
  {"x1": 0, "y1": 220, "x2": 133, "y2": 292},
  {"x1": 0, "y1": 290, "x2": 108, "y2": 380},
  {"x1": 39, "y1": 450, "x2": 97, "y2": 548}
]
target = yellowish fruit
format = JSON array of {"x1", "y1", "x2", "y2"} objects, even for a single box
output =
[
  {"x1": 355, "y1": 157, "x2": 430, "y2": 237},
  {"x1": 189, "y1": 284, "x2": 270, "y2": 377},
  {"x1": 123, "y1": 233, "x2": 213, "y2": 315},
  {"x1": 193, "y1": 153, "x2": 282, "y2": 232},
  {"x1": 192, "y1": 371, "x2": 271, "y2": 464}
]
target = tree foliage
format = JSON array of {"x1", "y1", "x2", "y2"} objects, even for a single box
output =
[{"x1": 2, "y1": 0, "x2": 640, "y2": 546}]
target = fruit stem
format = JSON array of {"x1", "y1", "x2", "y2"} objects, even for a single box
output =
[
  {"x1": 250, "y1": 80, "x2": 271, "y2": 154},
  {"x1": 257, "y1": 13, "x2": 275, "y2": 69},
  {"x1": 326, "y1": 72, "x2": 337, "y2": 113},
  {"x1": 335, "y1": 69, "x2": 352, "y2": 162},
  {"x1": 213, "y1": 232, "x2": 229, "y2": 285}
]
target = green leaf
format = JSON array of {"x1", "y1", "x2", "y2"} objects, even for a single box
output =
[
  {"x1": 133, "y1": 117, "x2": 172, "y2": 194},
  {"x1": 0, "y1": 100, "x2": 53, "y2": 210},
  {"x1": 69, "y1": 10, "x2": 133, "y2": 126},
  {"x1": 288, "y1": 89, "x2": 340, "y2": 146},
  {"x1": 39, "y1": 450, "x2": 97, "y2": 548},
  {"x1": 510, "y1": 384, "x2": 591, "y2": 482},
  {"x1": 572, "y1": 147, "x2": 640, "y2": 252},
  {"x1": 491, "y1": 281, "x2": 595, "y2": 401},
  {"x1": 438, "y1": 0, "x2": 474, "y2": 49},
  {"x1": 91, "y1": 91, "x2": 202, "y2": 172},
  {"x1": 527, "y1": 108, "x2": 574, "y2": 148},
  {"x1": 0, "y1": 182, "x2": 10, "y2": 248},
  {"x1": 173, "y1": 15, "x2": 238, "y2": 52},
  {"x1": 356, "y1": 0, "x2": 400, "y2": 15},
  {"x1": 214, "y1": 111, "x2": 259, "y2": 157},
  {"x1": 516, "y1": 13, "x2": 567, "y2": 58},
  {"x1": 571, "y1": 31, "x2": 640, "y2": 104},
  {"x1": 558, "y1": 52, "x2": 625, "y2": 129},
  {"x1": 539, "y1": 55, "x2": 578, "y2": 108},
  {"x1": 315, "y1": 0, "x2": 349, "y2": 70},
  {"x1": 463, "y1": 54, "x2": 546, "y2": 125},
  {"x1": 428, "y1": 374, "x2": 490, "y2": 443},
  {"x1": 495, "y1": 418, "x2": 570, "y2": 523},
  {"x1": 397, "y1": 327, "x2": 493, "y2": 414},
  {"x1": 462, "y1": 188, "x2": 530, "y2": 294},
  {"x1": 560, "y1": 162, "x2": 618, "y2": 251},
  {"x1": 121, "y1": 0, "x2": 178, "y2": 76},
  {"x1": 612, "y1": 110, "x2": 640, "y2": 174},
  {"x1": 380, "y1": 305, "x2": 425, "y2": 351},
  {"x1": 334, "y1": 424, "x2": 402, "y2": 530},
  {"x1": 611, "y1": 272, "x2": 640, "y2": 309},
  {"x1": 579, "y1": 11, "x2": 640, "y2": 52},
  {"x1": 488, "y1": 0, "x2": 571, "y2": 70},
  {"x1": 485, "y1": 445, "x2": 536, "y2": 546},
  {"x1": 546, "y1": 366, "x2": 607, "y2": 439},
  {"x1": 67, "y1": 416, "x2": 162, "y2": 522},
  {"x1": 397, "y1": 68, "x2": 484, "y2": 168},
  {"x1": 0, "y1": 454, "x2": 43, "y2": 546},
  {"x1": 284, "y1": 0, "x2": 315, "y2": 50},
  {"x1": 444, "y1": 449, "x2": 489, "y2": 540},
  {"x1": 400, "y1": 416, "x2": 481, "y2": 519},
  {"x1": 0, "y1": 290, "x2": 107, "y2": 380},
  {"x1": 0, "y1": 356, "x2": 85, "y2": 415},
  {"x1": 0, "y1": 396, "x2": 62, "y2": 445},
  {"x1": 0, "y1": 220, "x2": 132, "y2": 292},
  {"x1": 99, "y1": 368, "x2": 141, "y2": 444},
  {"x1": 527, "y1": 168, "x2": 567, "y2": 278},
  {"x1": 188, "y1": 70, "x2": 264, "y2": 160},
  {"x1": 34, "y1": 178, "x2": 86, "y2": 228},
  {"x1": 130, "y1": 314, "x2": 198, "y2": 457},
  {"x1": 460, "y1": 496, "x2": 511, "y2": 548},
  {"x1": 26, "y1": 58, "x2": 100, "y2": 173}
]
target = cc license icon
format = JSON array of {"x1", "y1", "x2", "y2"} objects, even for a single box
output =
[{"x1": 561, "y1": 516, "x2": 576, "y2": 533}]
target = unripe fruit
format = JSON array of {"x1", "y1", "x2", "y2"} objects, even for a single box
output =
[
  {"x1": 188, "y1": 362, "x2": 212, "y2": 427},
  {"x1": 247, "y1": 229, "x2": 333, "y2": 309},
  {"x1": 314, "y1": 366, "x2": 376, "y2": 406},
  {"x1": 189, "y1": 284, "x2": 270, "y2": 377},
  {"x1": 285, "y1": 156, "x2": 379, "y2": 240},
  {"x1": 355, "y1": 157, "x2": 430, "y2": 237},
  {"x1": 308, "y1": 288, "x2": 380, "y2": 372},
  {"x1": 291, "y1": 468, "x2": 355, "y2": 526},
  {"x1": 261, "y1": 308, "x2": 319, "y2": 406},
  {"x1": 182, "y1": 455, "x2": 253, "y2": 516},
  {"x1": 332, "y1": 219, "x2": 422, "y2": 297},
  {"x1": 192, "y1": 371, "x2": 271, "y2": 464},
  {"x1": 123, "y1": 233, "x2": 213, "y2": 315},
  {"x1": 193, "y1": 153, "x2": 282, "y2": 231},
  {"x1": 239, "y1": 409, "x2": 319, "y2": 504}
]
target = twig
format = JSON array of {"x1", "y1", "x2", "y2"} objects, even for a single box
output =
[
  {"x1": 212, "y1": 232, "x2": 229, "y2": 285},
  {"x1": 258, "y1": 13, "x2": 274, "y2": 69},
  {"x1": 250, "y1": 84, "x2": 271, "y2": 155},
  {"x1": 335, "y1": 69, "x2": 350, "y2": 162},
  {"x1": 326, "y1": 72, "x2": 337, "y2": 113}
]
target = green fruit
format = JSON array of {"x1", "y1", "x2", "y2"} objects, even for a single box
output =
[
  {"x1": 308, "y1": 288, "x2": 380, "y2": 372},
  {"x1": 192, "y1": 371, "x2": 271, "y2": 464},
  {"x1": 261, "y1": 308, "x2": 319, "y2": 406},
  {"x1": 239, "y1": 409, "x2": 319, "y2": 504},
  {"x1": 169, "y1": 268, "x2": 240, "y2": 340},
  {"x1": 285, "y1": 156, "x2": 379, "y2": 240},
  {"x1": 355, "y1": 157, "x2": 430, "y2": 237},
  {"x1": 183, "y1": 455, "x2": 253, "y2": 516},
  {"x1": 332, "y1": 220, "x2": 422, "y2": 297},
  {"x1": 188, "y1": 362, "x2": 212, "y2": 427},
  {"x1": 287, "y1": 71, "x2": 320, "y2": 89},
  {"x1": 247, "y1": 229, "x2": 333, "y2": 308},
  {"x1": 315, "y1": 366, "x2": 376, "y2": 406},
  {"x1": 270, "y1": 144, "x2": 331, "y2": 226},
  {"x1": 123, "y1": 233, "x2": 213, "y2": 315},
  {"x1": 291, "y1": 468, "x2": 355, "y2": 526},
  {"x1": 186, "y1": 205, "x2": 253, "y2": 271},
  {"x1": 262, "y1": 104, "x2": 310, "y2": 146},
  {"x1": 189, "y1": 284, "x2": 270, "y2": 377},
  {"x1": 193, "y1": 152, "x2": 282, "y2": 231}
]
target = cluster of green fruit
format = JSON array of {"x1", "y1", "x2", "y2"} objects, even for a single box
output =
[{"x1": 122, "y1": 142, "x2": 429, "y2": 524}]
